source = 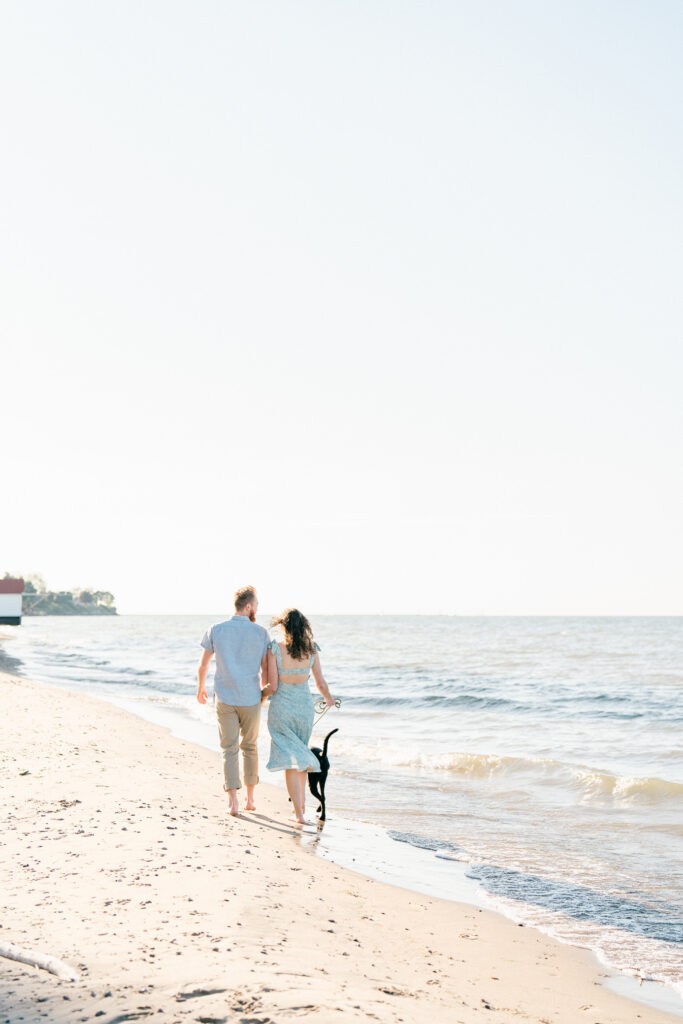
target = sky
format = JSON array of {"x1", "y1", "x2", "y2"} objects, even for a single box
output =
[{"x1": 1, "y1": 1, "x2": 682, "y2": 615}]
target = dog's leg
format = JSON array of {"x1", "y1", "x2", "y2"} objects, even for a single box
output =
[
  {"x1": 309, "y1": 775, "x2": 324, "y2": 817},
  {"x1": 318, "y1": 775, "x2": 327, "y2": 821}
]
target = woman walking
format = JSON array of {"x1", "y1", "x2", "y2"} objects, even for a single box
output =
[{"x1": 262, "y1": 608, "x2": 336, "y2": 824}]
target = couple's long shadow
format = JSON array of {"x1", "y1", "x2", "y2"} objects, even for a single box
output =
[{"x1": 240, "y1": 810, "x2": 325, "y2": 844}]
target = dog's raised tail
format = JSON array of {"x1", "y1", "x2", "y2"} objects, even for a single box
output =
[{"x1": 322, "y1": 727, "x2": 339, "y2": 758}]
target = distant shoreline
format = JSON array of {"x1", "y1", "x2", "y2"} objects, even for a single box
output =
[
  {"x1": 21, "y1": 591, "x2": 117, "y2": 616},
  {"x1": 23, "y1": 608, "x2": 118, "y2": 616}
]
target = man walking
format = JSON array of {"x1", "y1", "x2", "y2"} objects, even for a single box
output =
[{"x1": 197, "y1": 585, "x2": 269, "y2": 816}]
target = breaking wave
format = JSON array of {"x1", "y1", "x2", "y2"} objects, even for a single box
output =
[{"x1": 332, "y1": 741, "x2": 683, "y2": 806}]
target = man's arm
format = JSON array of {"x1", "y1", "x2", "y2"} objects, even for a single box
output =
[
  {"x1": 197, "y1": 648, "x2": 213, "y2": 704},
  {"x1": 259, "y1": 651, "x2": 269, "y2": 701},
  {"x1": 261, "y1": 648, "x2": 279, "y2": 701}
]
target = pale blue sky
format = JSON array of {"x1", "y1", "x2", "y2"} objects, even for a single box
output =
[{"x1": 2, "y1": 1, "x2": 682, "y2": 614}]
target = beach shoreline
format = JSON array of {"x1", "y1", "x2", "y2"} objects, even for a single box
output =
[{"x1": 1, "y1": 667, "x2": 681, "y2": 1024}]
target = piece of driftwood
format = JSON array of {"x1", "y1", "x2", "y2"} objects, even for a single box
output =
[{"x1": 0, "y1": 940, "x2": 79, "y2": 981}]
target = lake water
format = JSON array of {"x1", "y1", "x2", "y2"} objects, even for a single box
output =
[{"x1": 4, "y1": 614, "x2": 682, "y2": 1002}]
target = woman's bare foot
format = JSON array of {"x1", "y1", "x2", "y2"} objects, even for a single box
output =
[
  {"x1": 289, "y1": 812, "x2": 313, "y2": 826},
  {"x1": 228, "y1": 797, "x2": 239, "y2": 816}
]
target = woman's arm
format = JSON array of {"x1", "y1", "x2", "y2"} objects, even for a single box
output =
[
  {"x1": 261, "y1": 648, "x2": 279, "y2": 700},
  {"x1": 311, "y1": 653, "x2": 335, "y2": 707}
]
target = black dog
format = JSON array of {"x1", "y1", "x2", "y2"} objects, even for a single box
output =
[{"x1": 307, "y1": 728, "x2": 338, "y2": 821}]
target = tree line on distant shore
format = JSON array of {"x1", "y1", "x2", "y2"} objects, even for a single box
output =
[{"x1": 3, "y1": 574, "x2": 117, "y2": 616}]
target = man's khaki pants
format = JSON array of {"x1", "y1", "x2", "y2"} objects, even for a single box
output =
[{"x1": 216, "y1": 700, "x2": 261, "y2": 791}]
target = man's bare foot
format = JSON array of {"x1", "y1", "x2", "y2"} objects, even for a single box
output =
[{"x1": 245, "y1": 799, "x2": 256, "y2": 811}]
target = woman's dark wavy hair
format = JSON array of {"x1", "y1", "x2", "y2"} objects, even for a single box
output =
[{"x1": 271, "y1": 608, "x2": 314, "y2": 661}]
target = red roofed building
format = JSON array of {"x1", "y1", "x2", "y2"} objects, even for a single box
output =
[{"x1": 0, "y1": 578, "x2": 24, "y2": 625}]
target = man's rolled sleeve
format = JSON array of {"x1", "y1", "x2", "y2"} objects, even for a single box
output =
[{"x1": 200, "y1": 628, "x2": 214, "y2": 652}]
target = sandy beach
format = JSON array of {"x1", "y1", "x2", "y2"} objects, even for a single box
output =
[{"x1": 1, "y1": 669, "x2": 680, "y2": 1024}]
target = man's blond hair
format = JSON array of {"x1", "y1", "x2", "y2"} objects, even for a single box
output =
[{"x1": 234, "y1": 585, "x2": 257, "y2": 612}]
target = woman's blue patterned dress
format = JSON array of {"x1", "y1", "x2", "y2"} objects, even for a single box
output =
[{"x1": 266, "y1": 640, "x2": 320, "y2": 773}]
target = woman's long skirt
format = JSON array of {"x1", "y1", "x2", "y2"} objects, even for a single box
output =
[{"x1": 266, "y1": 683, "x2": 319, "y2": 772}]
